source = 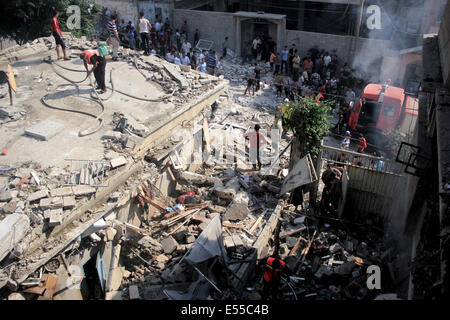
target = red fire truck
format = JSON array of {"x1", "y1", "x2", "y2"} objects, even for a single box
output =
[{"x1": 347, "y1": 83, "x2": 419, "y2": 153}]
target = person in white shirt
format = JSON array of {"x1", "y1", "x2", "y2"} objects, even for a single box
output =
[
  {"x1": 155, "y1": 21, "x2": 161, "y2": 33},
  {"x1": 216, "y1": 56, "x2": 223, "y2": 76},
  {"x1": 181, "y1": 39, "x2": 191, "y2": 55},
  {"x1": 197, "y1": 50, "x2": 205, "y2": 66},
  {"x1": 173, "y1": 53, "x2": 181, "y2": 65},
  {"x1": 197, "y1": 58, "x2": 207, "y2": 73},
  {"x1": 137, "y1": 12, "x2": 151, "y2": 55},
  {"x1": 166, "y1": 51, "x2": 174, "y2": 63},
  {"x1": 323, "y1": 52, "x2": 331, "y2": 67},
  {"x1": 252, "y1": 36, "x2": 261, "y2": 60},
  {"x1": 181, "y1": 54, "x2": 190, "y2": 66}
]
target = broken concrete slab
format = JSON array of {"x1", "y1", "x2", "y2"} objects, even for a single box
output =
[
  {"x1": 160, "y1": 236, "x2": 178, "y2": 254},
  {"x1": 138, "y1": 236, "x2": 163, "y2": 252},
  {"x1": 129, "y1": 285, "x2": 141, "y2": 300},
  {"x1": 179, "y1": 171, "x2": 214, "y2": 186},
  {"x1": 293, "y1": 216, "x2": 306, "y2": 225},
  {"x1": 0, "y1": 190, "x2": 13, "y2": 202},
  {"x1": 286, "y1": 236, "x2": 298, "y2": 248},
  {"x1": 329, "y1": 243, "x2": 343, "y2": 254},
  {"x1": 27, "y1": 188, "x2": 48, "y2": 202},
  {"x1": 105, "y1": 290, "x2": 123, "y2": 300},
  {"x1": 0, "y1": 213, "x2": 30, "y2": 261},
  {"x1": 48, "y1": 209, "x2": 63, "y2": 227},
  {"x1": 0, "y1": 105, "x2": 26, "y2": 118},
  {"x1": 156, "y1": 254, "x2": 169, "y2": 263},
  {"x1": 108, "y1": 266, "x2": 123, "y2": 292},
  {"x1": 0, "y1": 200, "x2": 16, "y2": 214},
  {"x1": 72, "y1": 185, "x2": 96, "y2": 196},
  {"x1": 110, "y1": 156, "x2": 128, "y2": 169},
  {"x1": 50, "y1": 187, "x2": 73, "y2": 197},
  {"x1": 214, "y1": 177, "x2": 240, "y2": 200},
  {"x1": 103, "y1": 130, "x2": 122, "y2": 140},
  {"x1": 186, "y1": 235, "x2": 196, "y2": 244},
  {"x1": 39, "y1": 197, "x2": 63, "y2": 210},
  {"x1": 63, "y1": 196, "x2": 76, "y2": 209},
  {"x1": 8, "y1": 292, "x2": 26, "y2": 300},
  {"x1": 25, "y1": 120, "x2": 65, "y2": 141},
  {"x1": 224, "y1": 191, "x2": 250, "y2": 221},
  {"x1": 105, "y1": 227, "x2": 117, "y2": 241}
]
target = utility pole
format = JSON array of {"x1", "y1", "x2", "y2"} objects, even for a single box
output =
[{"x1": 355, "y1": 0, "x2": 365, "y2": 38}]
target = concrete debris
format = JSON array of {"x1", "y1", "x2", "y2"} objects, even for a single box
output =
[
  {"x1": 0, "y1": 213, "x2": 30, "y2": 261},
  {"x1": 179, "y1": 171, "x2": 214, "y2": 186},
  {"x1": 129, "y1": 285, "x2": 141, "y2": 300},
  {"x1": 25, "y1": 120, "x2": 65, "y2": 141},
  {"x1": 48, "y1": 209, "x2": 63, "y2": 227},
  {"x1": 224, "y1": 192, "x2": 250, "y2": 221},
  {"x1": 27, "y1": 188, "x2": 49, "y2": 202},
  {"x1": 0, "y1": 190, "x2": 13, "y2": 202},
  {"x1": 160, "y1": 236, "x2": 179, "y2": 254}
]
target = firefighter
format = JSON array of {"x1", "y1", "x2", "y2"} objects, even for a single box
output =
[
  {"x1": 80, "y1": 49, "x2": 107, "y2": 94},
  {"x1": 261, "y1": 256, "x2": 286, "y2": 300}
]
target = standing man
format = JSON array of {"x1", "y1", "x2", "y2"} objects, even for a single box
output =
[
  {"x1": 51, "y1": 12, "x2": 70, "y2": 60},
  {"x1": 357, "y1": 133, "x2": 367, "y2": 153},
  {"x1": 181, "y1": 38, "x2": 191, "y2": 55},
  {"x1": 222, "y1": 37, "x2": 228, "y2": 58},
  {"x1": 292, "y1": 52, "x2": 301, "y2": 81},
  {"x1": 205, "y1": 50, "x2": 217, "y2": 75},
  {"x1": 80, "y1": 49, "x2": 107, "y2": 94},
  {"x1": 281, "y1": 46, "x2": 289, "y2": 74},
  {"x1": 341, "y1": 131, "x2": 351, "y2": 150},
  {"x1": 273, "y1": 53, "x2": 281, "y2": 75},
  {"x1": 261, "y1": 256, "x2": 286, "y2": 300},
  {"x1": 244, "y1": 124, "x2": 267, "y2": 170},
  {"x1": 181, "y1": 20, "x2": 188, "y2": 38},
  {"x1": 194, "y1": 29, "x2": 200, "y2": 46},
  {"x1": 254, "y1": 63, "x2": 261, "y2": 92},
  {"x1": 107, "y1": 14, "x2": 120, "y2": 61},
  {"x1": 137, "y1": 12, "x2": 152, "y2": 55},
  {"x1": 252, "y1": 36, "x2": 260, "y2": 61},
  {"x1": 288, "y1": 44, "x2": 297, "y2": 75}
]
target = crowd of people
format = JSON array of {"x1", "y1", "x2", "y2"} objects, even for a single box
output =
[{"x1": 108, "y1": 13, "x2": 226, "y2": 76}]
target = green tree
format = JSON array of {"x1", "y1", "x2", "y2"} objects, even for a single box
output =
[
  {"x1": 282, "y1": 96, "x2": 333, "y2": 161},
  {"x1": 281, "y1": 97, "x2": 332, "y2": 205}
]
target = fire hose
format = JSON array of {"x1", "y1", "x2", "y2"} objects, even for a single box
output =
[{"x1": 41, "y1": 57, "x2": 173, "y2": 137}]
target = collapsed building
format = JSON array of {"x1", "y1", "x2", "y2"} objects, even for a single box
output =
[{"x1": 0, "y1": 0, "x2": 449, "y2": 301}]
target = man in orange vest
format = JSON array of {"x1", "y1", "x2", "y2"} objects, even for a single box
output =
[
  {"x1": 80, "y1": 49, "x2": 107, "y2": 93},
  {"x1": 262, "y1": 256, "x2": 286, "y2": 300}
]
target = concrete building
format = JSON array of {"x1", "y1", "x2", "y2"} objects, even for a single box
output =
[
  {"x1": 391, "y1": 0, "x2": 450, "y2": 299},
  {"x1": 173, "y1": 0, "x2": 446, "y2": 87}
]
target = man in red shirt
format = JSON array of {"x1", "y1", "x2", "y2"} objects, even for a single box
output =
[
  {"x1": 80, "y1": 49, "x2": 107, "y2": 93},
  {"x1": 357, "y1": 133, "x2": 367, "y2": 153},
  {"x1": 51, "y1": 12, "x2": 70, "y2": 60},
  {"x1": 244, "y1": 124, "x2": 267, "y2": 170}
]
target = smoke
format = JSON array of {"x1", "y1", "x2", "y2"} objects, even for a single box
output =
[{"x1": 351, "y1": 0, "x2": 446, "y2": 85}]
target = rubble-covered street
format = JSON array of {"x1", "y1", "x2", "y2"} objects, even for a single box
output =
[{"x1": 0, "y1": 0, "x2": 449, "y2": 305}]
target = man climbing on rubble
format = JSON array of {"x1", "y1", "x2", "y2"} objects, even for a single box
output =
[
  {"x1": 51, "y1": 12, "x2": 70, "y2": 61},
  {"x1": 261, "y1": 256, "x2": 286, "y2": 300},
  {"x1": 320, "y1": 163, "x2": 342, "y2": 215},
  {"x1": 80, "y1": 49, "x2": 107, "y2": 94},
  {"x1": 244, "y1": 124, "x2": 267, "y2": 170}
]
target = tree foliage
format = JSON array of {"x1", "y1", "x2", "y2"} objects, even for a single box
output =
[
  {"x1": 282, "y1": 97, "x2": 333, "y2": 159},
  {"x1": 0, "y1": 0, "x2": 100, "y2": 44}
]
